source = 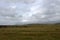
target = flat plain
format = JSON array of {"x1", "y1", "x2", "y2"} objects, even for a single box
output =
[{"x1": 0, "y1": 24, "x2": 60, "y2": 40}]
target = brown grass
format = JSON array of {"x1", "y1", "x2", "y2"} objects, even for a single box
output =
[{"x1": 0, "y1": 24, "x2": 60, "y2": 40}]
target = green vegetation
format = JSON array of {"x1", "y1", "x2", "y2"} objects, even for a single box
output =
[{"x1": 0, "y1": 24, "x2": 60, "y2": 40}]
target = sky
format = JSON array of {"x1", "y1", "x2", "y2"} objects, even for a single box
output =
[{"x1": 0, "y1": 0, "x2": 60, "y2": 25}]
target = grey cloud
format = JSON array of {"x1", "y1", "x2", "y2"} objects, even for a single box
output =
[{"x1": 0, "y1": 0, "x2": 60, "y2": 25}]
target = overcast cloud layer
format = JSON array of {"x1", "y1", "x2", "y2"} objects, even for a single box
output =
[{"x1": 0, "y1": 0, "x2": 60, "y2": 25}]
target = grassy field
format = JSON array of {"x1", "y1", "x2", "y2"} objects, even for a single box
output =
[{"x1": 0, "y1": 24, "x2": 60, "y2": 40}]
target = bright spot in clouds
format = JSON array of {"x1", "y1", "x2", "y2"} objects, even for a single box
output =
[
  {"x1": 10, "y1": 5, "x2": 16, "y2": 9},
  {"x1": 0, "y1": 0, "x2": 60, "y2": 25}
]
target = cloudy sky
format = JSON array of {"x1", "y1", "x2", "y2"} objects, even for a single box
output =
[{"x1": 0, "y1": 0, "x2": 60, "y2": 25}]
